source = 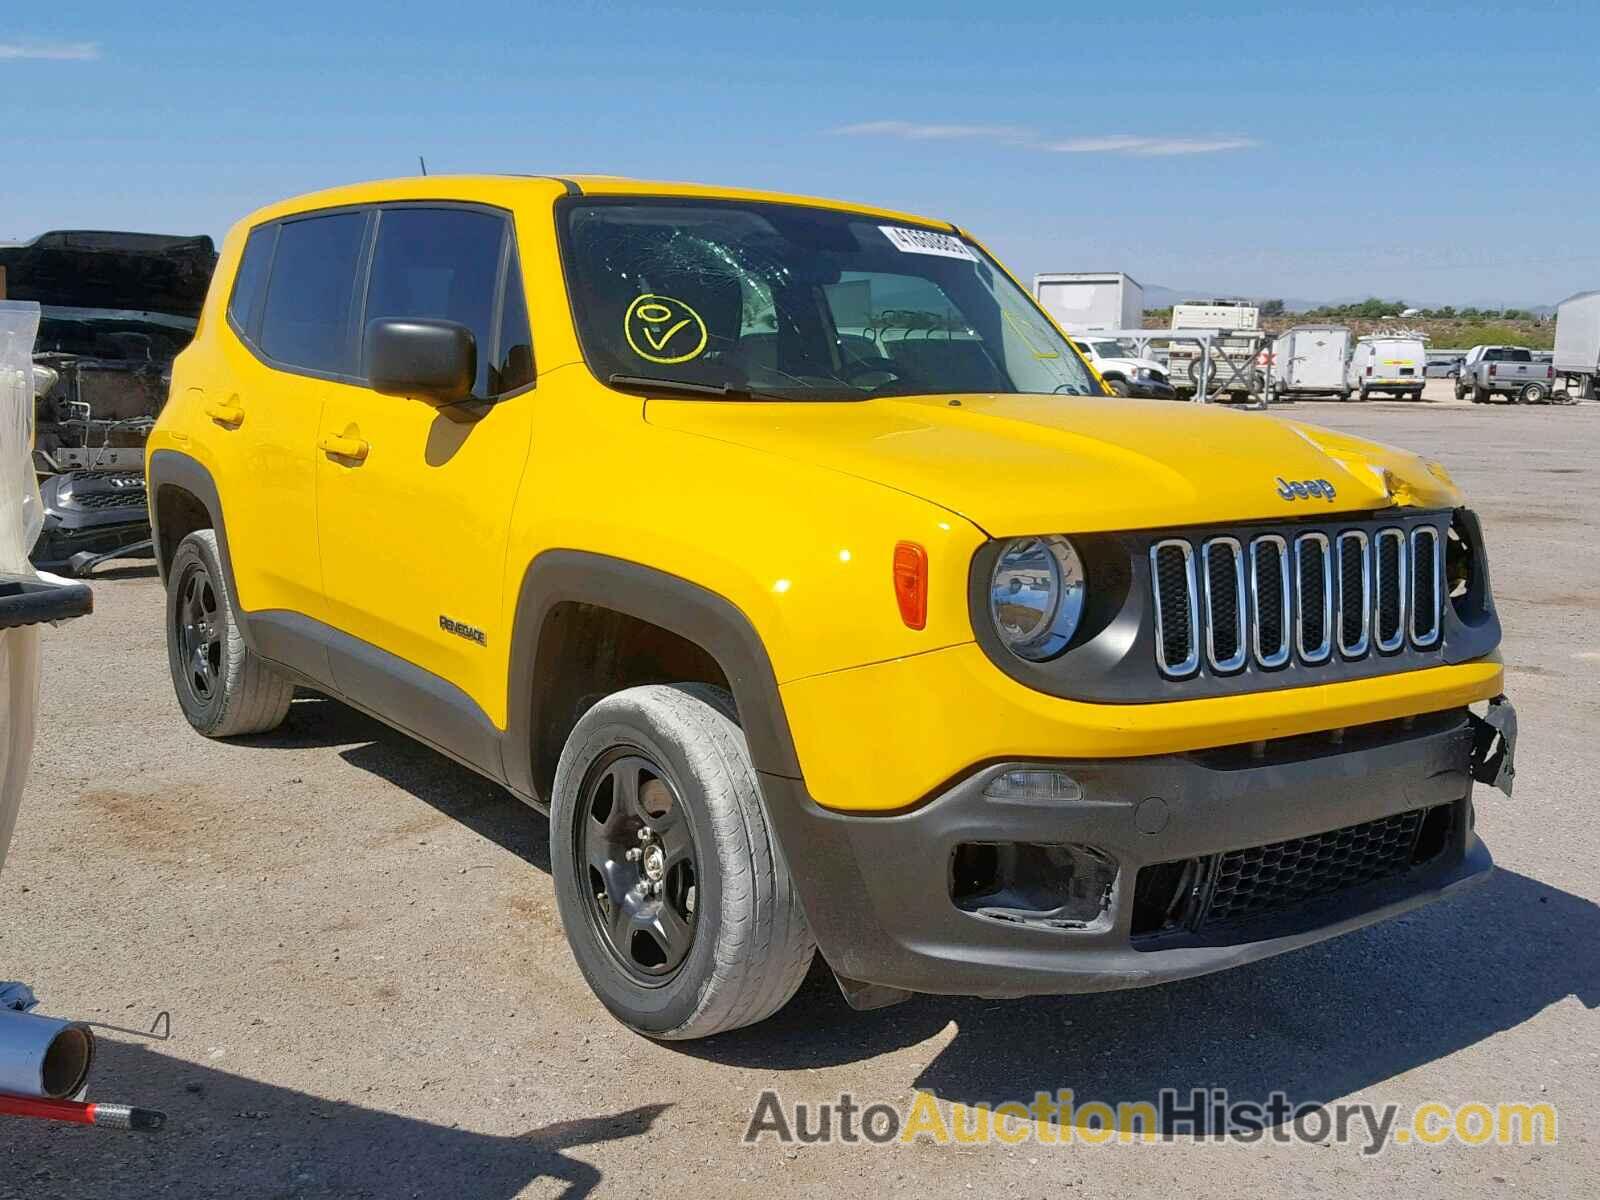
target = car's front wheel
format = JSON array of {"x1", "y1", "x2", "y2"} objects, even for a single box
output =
[
  {"x1": 166, "y1": 530, "x2": 294, "y2": 737},
  {"x1": 550, "y1": 683, "x2": 815, "y2": 1039}
]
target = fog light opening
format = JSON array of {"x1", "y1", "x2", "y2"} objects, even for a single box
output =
[{"x1": 950, "y1": 842, "x2": 1117, "y2": 930}]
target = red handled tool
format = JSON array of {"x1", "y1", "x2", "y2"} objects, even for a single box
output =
[{"x1": 0, "y1": 1092, "x2": 165, "y2": 1130}]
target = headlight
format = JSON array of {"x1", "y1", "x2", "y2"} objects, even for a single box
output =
[{"x1": 988, "y1": 536, "x2": 1086, "y2": 660}]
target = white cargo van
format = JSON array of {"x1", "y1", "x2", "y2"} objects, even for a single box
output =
[{"x1": 1347, "y1": 334, "x2": 1427, "y2": 400}]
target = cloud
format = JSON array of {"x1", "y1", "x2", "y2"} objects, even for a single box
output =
[
  {"x1": 1037, "y1": 134, "x2": 1260, "y2": 156},
  {"x1": 832, "y1": 122, "x2": 1258, "y2": 157},
  {"x1": 0, "y1": 41, "x2": 101, "y2": 61}
]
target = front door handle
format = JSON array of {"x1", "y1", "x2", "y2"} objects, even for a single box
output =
[
  {"x1": 318, "y1": 434, "x2": 369, "y2": 462},
  {"x1": 205, "y1": 399, "x2": 244, "y2": 427}
]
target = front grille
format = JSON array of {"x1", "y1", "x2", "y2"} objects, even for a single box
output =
[
  {"x1": 1132, "y1": 802, "x2": 1455, "y2": 935},
  {"x1": 1150, "y1": 516, "x2": 1445, "y2": 680}
]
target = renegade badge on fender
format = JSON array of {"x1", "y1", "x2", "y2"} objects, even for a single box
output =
[{"x1": 147, "y1": 175, "x2": 1515, "y2": 1039}]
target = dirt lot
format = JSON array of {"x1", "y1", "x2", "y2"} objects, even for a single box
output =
[{"x1": 3, "y1": 399, "x2": 1596, "y2": 1199}]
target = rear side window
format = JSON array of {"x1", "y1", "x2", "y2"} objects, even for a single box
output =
[
  {"x1": 228, "y1": 225, "x2": 276, "y2": 336},
  {"x1": 363, "y1": 207, "x2": 506, "y2": 399},
  {"x1": 258, "y1": 211, "x2": 366, "y2": 375}
]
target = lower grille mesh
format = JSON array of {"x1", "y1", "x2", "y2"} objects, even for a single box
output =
[
  {"x1": 1131, "y1": 802, "x2": 1455, "y2": 937},
  {"x1": 1202, "y1": 808, "x2": 1429, "y2": 926}
]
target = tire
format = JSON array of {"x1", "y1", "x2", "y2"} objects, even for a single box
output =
[
  {"x1": 1107, "y1": 378, "x2": 1131, "y2": 397},
  {"x1": 1518, "y1": 382, "x2": 1549, "y2": 405},
  {"x1": 165, "y1": 530, "x2": 294, "y2": 737},
  {"x1": 1357, "y1": 388, "x2": 1369, "y2": 402},
  {"x1": 550, "y1": 683, "x2": 815, "y2": 1040},
  {"x1": 1454, "y1": 381, "x2": 1467, "y2": 401},
  {"x1": 1472, "y1": 384, "x2": 1489, "y2": 404}
]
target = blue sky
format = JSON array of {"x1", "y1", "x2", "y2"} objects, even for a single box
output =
[{"x1": 5, "y1": 1, "x2": 1597, "y2": 306}]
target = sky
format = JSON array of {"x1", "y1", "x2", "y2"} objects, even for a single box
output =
[{"x1": 5, "y1": 1, "x2": 1598, "y2": 307}]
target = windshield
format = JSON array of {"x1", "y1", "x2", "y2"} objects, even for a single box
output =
[
  {"x1": 558, "y1": 199, "x2": 1100, "y2": 400},
  {"x1": 1088, "y1": 339, "x2": 1133, "y2": 358}
]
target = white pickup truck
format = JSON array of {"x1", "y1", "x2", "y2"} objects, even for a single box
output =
[
  {"x1": 1068, "y1": 336, "x2": 1177, "y2": 400},
  {"x1": 1455, "y1": 345, "x2": 1556, "y2": 404}
]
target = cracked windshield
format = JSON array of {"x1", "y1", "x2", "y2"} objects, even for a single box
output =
[{"x1": 560, "y1": 199, "x2": 1098, "y2": 400}]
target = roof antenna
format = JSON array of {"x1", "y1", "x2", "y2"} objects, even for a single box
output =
[{"x1": 418, "y1": 155, "x2": 429, "y2": 176}]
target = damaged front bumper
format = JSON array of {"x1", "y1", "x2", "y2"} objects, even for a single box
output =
[
  {"x1": 762, "y1": 706, "x2": 1504, "y2": 1003},
  {"x1": 32, "y1": 470, "x2": 153, "y2": 576}
]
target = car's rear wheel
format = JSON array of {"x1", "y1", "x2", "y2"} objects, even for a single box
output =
[
  {"x1": 1473, "y1": 384, "x2": 1490, "y2": 403},
  {"x1": 550, "y1": 683, "x2": 815, "y2": 1039},
  {"x1": 166, "y1": 530, "x2": 294, "y2": 737},
  {"x1": 1518, "y1": 381, "x2": 1549, "y2": 405}
]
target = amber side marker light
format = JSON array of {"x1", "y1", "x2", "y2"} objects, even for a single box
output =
[{"x1": 893, "y1": 541, "x2": 928, "y2": 630}]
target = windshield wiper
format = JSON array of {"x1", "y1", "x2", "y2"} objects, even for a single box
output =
[{"x1": 607, "y1": 374, "x2": 790, "y2": 402}]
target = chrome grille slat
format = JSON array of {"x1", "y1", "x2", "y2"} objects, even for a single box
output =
[
  {"x1": 1293, "y1": 533, "x2": 1333, "y2": 664},
  {"x1": 1335, "y1": 530, "x2": 1371, "y2": 658},
  {"x1": 1201, "y1": 537, "x2": 1247, "y2": 673},
  {"x1": 1249, "y1": 535, "x2": 1291, "y2": 669},
  {"x1": 1410, "y1": 526, "x2": 1442, "y2": 647},
  {"x1": 1373, "y1": 528, "x2": 1408, "y2": 653},
  {"x1": 1150, "y1": 539, "x2": 1200, "y2": 678}
]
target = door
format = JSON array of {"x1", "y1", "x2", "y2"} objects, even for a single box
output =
[
  {"x1": 212, "y1": 209, "x2": 371, "y2": 682},
  {"x1": 315, "y1": 205, "x2": 536, "y2": 761}
]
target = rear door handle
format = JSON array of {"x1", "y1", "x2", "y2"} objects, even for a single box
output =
[
  {"x1": 205, "y1": 400, "x2": 244, "y2": 427},
  {"x1": 318, "y1": 434, "x2": 369, "y2": 462}
]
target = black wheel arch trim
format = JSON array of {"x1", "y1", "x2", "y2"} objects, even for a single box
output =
[
  {"x1": 147, "y1": 450, "x2": 254, "y2": 647},
  {"x1": 505, "y1": 550, "x2": 804, "y2": 803}
]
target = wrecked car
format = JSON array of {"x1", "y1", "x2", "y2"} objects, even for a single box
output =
[{"x1": 0, "y1": 230, "x2": 215, "y2": 574}]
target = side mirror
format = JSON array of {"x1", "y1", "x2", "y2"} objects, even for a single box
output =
[{"x1": 366, "y1": 317, "x2": 475, "y2": 405}]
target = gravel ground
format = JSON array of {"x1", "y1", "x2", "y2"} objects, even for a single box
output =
[{"x1": 2, "y1": 398, "x2": 1595, "y2": 1199}]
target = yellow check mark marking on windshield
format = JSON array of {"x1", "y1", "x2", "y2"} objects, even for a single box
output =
[{"x1": 641, "y1": 319, "x2": 692, "y2": 352}]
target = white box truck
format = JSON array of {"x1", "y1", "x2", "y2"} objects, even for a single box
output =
[
  {"x1": 1033, "y1": 272, "x2": 1143, "y2": 334},
  {"x1": 1553, "y1": 290, "x2": 1600, "y2": 400},
  {"x1": 1272, "y1": 325, "x2": 1353, "y2": 399}
]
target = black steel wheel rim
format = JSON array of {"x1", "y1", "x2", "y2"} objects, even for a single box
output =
[
  {"x1": 175, "y1": 560, "x2": 223, "y2": 705},
  {"x1": 575, "y1": 750, "x2": 699, "y2": 985}
]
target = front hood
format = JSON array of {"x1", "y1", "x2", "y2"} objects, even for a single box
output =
[
  {"x1": 0, "y1": 230, "x2": 216, "y2": 318},
  {"x1": 646, "y1": 392, "x2": 1461, "y2": 536}
]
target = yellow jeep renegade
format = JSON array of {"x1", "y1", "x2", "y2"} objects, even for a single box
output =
[{"x1": 148, "y1": 175, "x2": 1515, "y2": 1039}]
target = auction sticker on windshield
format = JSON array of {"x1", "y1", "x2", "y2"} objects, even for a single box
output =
[{"x1": 879, "y1": 226, "x2": 978, "y2": 261}]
